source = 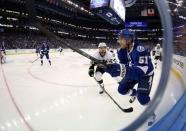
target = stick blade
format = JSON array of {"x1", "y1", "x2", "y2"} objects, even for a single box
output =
[{"x1": 122, "y1": 107, "x2": 133, "y2": 113}]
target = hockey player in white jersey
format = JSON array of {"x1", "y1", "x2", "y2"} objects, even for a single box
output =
[
  {"x1": 153, "y1": 44, "x2": 162, "y2": 68},
  {"x1": 0, "y1": 41, "x2": 6, "y2": 64},
  {"x1": 58, "y1": 46, "x2": 63, "y2": 55},
  {"x1": 88, "y1": 42, "x2": 115, "y2": 94},
  {"x1": 108, "y1": 47, "x2": 117, "y2": 63}
]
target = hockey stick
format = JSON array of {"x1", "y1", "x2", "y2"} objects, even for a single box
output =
[
  {"x1": 30, "y1": 57, "x2": 40, "y2": 63},
  {"x1": 26, "y1": 0, "x2": 106, "y2": 66},
  {"x1": 93, "y1": 77, "x2": 133, "y2": 113}
]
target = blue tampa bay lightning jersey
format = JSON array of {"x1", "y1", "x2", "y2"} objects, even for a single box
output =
[
  {"x1": 117, "y1": 48, "x2": 129, "y2": 65},
  {"x1": 0, "y1": 43, "x2": 5, "y2": 51},
  {"x1": 128, "y1": 43, "x2": 154, "y2": 75},
  {"x1": 106, "y1": 43, "x2": 154, "y2": 81},
  {"x1": 41, "y1": 43, "x2": 50, "y2": 54}
]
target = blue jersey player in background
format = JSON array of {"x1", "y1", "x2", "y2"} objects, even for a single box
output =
[
  {"x1": 0, "y1": 41, "x2": 6, "y2": 54},
  {"x1": 40, "y1": 42, "x2": 51, "y2": 66},
  {"x1": 106, "y1": 29, "x2": 154, "y2": 105}
]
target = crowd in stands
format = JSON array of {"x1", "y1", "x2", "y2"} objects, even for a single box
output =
[
  {"x1": 0, "y1": 32, "x2": 119, "y2": 49},
  {"x1": 0, "y1": 32, "x2": 185, "y2": 56},
  {"x1": 174, "y1": 42, "x2": 186, "y2": 56},
  {"x1": 0, "y1": 33, "x2": 59, "y2": 49}
]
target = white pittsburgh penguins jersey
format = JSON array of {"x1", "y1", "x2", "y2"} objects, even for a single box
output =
[
  {"x1": 154, "y1": 47, "x2": 162, "y2": 56},
  {"x1": 92, "y1": 50, "x2": 114, "y2": 65}
]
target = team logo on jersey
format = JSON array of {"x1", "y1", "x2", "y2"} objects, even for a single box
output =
[{"x1": 137, "y1": 46, "x2": 145, "y2": 52}]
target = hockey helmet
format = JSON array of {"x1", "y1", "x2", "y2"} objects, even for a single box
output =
[
  {"x1": 118, "y1": 29, "x2": 135, "y2": 39},
  {"x1": 98, "y1": 42, "x2": 107, "y2": 48}
]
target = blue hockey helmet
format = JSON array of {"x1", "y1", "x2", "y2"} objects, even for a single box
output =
[{"x1": 118, "y1": 29, "x2": 135, "y2": 39}]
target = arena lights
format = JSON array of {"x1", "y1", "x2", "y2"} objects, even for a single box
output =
[
  {"x1": 2, "y1": 9, "x2": 30, "y2": 17},
  {"x1": 55, "y1": 20, "x2": 115, "y2": 33},
  {"x1": 137, "y1": 37, "x2": 149, "y2": 40},
  {"x1": 136, "y1": 37, "x2": 163, "y2": 40},
  {"x1": 176, "y1": 34, "x2": 183, "y2": 38},
  {"x1": 28, "y1": 26, "x2": 39, "y2": 30},
  {"x1": 6, "y1": 17, "x2": 18, "y2": 21},
  {"x1": 179, "y1": 15, "x2": 186, "y2": 20},
  {"x1": 174, "y1": 25, "x2": 184, "y2": 29},
  {"x1": 98, "y1": 28, "x2": 111, "y2": 31},
  {"x1": 57, "y1": 31, "x2": 69, "y2": 34},
  {"x1": 129, "y1": 29, "x2": 162, "y2": 32},
  {"x1": 57, "y1": 31, "x2": 110, "y2": 39},
  {"x1": 174, "y1": 8, "x2": 178, "y2": 12},
  {"x1": 176, "y1": 0, "x2": 183, "y2": 7},
  {"x1": 5, "y1": 10, "x2": 20, "y2": 14},
  {"x1": 50, "y1": 19, "x2": 62, "y2": 24},
  {"x1": 167, "y1": 0, "x2": 186, "y2": 9},
  {"x1": 0, "y1": 4, "x2": 112, "y2": 32},
  {"x1": 36, "y1": 16, "x2": 42, "y2": 19},
  {"x1": 0, "y1": 23, "x2": 13, "y2": 28},
  {"x1": 61, "y1": 0, "x2": 94, "y2": 15},
  {"x1": 167, "y1": 0, "x2": 184, "y2": 10},
  {"x1": 167, "y1": 0, "x2": 186, "y2": 19},
  {"x1": 77, "y1": 34, "x2": 86, "y2": 38},
  {"x1": 95, "y1": 36, "x2": 107, "y2": 39},
  {"x1": 0, "y1": 9, "x2": 4, "y2": 12}
]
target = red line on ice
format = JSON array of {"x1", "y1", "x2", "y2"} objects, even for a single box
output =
[{"x1": 0, "y1": 65, "x2": 34, "y2": 131}]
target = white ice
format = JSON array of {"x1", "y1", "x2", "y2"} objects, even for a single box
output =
[{"x1": 0, "y1": 50, "x2": 173, "y2": 131}]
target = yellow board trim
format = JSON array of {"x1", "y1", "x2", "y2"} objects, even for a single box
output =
[{"x1": 171, "y1": 67, "x2": 185, "y2": 88}]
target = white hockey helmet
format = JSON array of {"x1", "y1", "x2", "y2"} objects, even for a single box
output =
[
  {"x1": 157, "y1": 43, "x2": 160, "y2": 47},
  {"x1": 98, "y1": 42, "x2": 107, "y2": 48}
]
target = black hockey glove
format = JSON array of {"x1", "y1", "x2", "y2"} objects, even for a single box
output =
[
  {"x1": 88, "y1": 64, "x2": 95, "y2": 77},
  {"x1": 88, "y1": 68, "x2": 94, "y2": 77}
]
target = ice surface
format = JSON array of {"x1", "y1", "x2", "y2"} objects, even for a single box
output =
[{"x1": 0, "y1": 50, "x2": 177, "y2": 131}]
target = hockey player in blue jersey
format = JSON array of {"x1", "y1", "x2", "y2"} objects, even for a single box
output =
[
  {"x1": 0, "y1": 41, "x2": 6, "y2": 54},
  {"x1": 106, "y1": 29, "x2": 154, "y2": 105},
  {"x1": 40, "y1": 42, "x2": 51, "y2": 66},
  {"x1": 117, "y1": 48, "x2": 128, "y2": 65}
]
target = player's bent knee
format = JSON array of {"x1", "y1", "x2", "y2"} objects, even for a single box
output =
[
  {"x1": 137, "y1": 93, "x2": 150, "y2": 105},
  {"x1": 95, "y1": 72, "x2": 103, "y2": 81},
  {"x1": 118, "y1": 85, "x2": 129, "y2": 95}
]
